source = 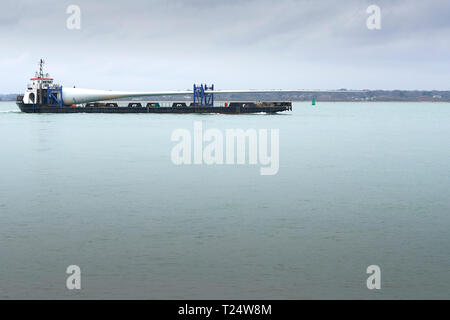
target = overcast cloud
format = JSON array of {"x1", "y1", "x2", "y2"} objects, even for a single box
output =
[{"x1": 1, "y1": 0, "x2": 449, "y2": 92}]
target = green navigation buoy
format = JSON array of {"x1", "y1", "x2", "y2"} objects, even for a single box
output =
[{"x1": 312, "y1": 96, "x2": 316, "y2": 106}]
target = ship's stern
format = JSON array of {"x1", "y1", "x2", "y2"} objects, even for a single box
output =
[{"x1": 16, "y1": 95, "x2": 37, "y2": 113}]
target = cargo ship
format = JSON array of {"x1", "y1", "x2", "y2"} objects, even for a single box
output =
[{"x1": 16, "y1": 60, "x2": 364, "y2": 114}]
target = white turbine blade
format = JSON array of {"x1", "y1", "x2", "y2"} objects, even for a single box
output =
[{"x1": 62, "y1": 88, "x2": 192, "y2": 104}]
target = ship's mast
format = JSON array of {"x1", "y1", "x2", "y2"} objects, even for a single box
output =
[
  {"x1": 38, "y1": 59, "x2": 45, "y2": 104},
  {"x1": 38, "y1": 59, "x2": 45, "y2": 79}
]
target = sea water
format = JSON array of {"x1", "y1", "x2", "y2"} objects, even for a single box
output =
[{"x1": 0, "y1": 101, "x2": 449, "y2": 299}]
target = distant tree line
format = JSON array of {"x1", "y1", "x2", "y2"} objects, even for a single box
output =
[{"x1": 0, "y1": 94, "x2": 20, "y2": 101}]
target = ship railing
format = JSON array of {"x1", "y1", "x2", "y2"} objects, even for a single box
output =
[{"x1": 85, "y1": 100, "x2": 292, "y2": 109}]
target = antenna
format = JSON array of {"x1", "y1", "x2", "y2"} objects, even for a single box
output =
[{"x1": 38, "y1": 59, "x2": 45, "y2": 78}]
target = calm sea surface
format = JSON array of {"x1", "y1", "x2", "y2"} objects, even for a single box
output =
[{"x1": 0, "y1": 101, "x2": 449, "y2": 299}]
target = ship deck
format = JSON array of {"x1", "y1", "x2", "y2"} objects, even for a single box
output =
[{"x1": 16, "y1": 100, "x2": 292, "y2": 114}]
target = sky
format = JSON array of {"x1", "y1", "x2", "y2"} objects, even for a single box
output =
[{"x1": 1, "y1": 0, "x2": 449, "y2": 93}]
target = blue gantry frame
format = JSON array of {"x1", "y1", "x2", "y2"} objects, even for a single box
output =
[
  {"x1": 193, "y1": 84, "x2": 214, "y2": 107},
  {"x1": 46, "y1": 86, "x2": 64, "y2": 107}
]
